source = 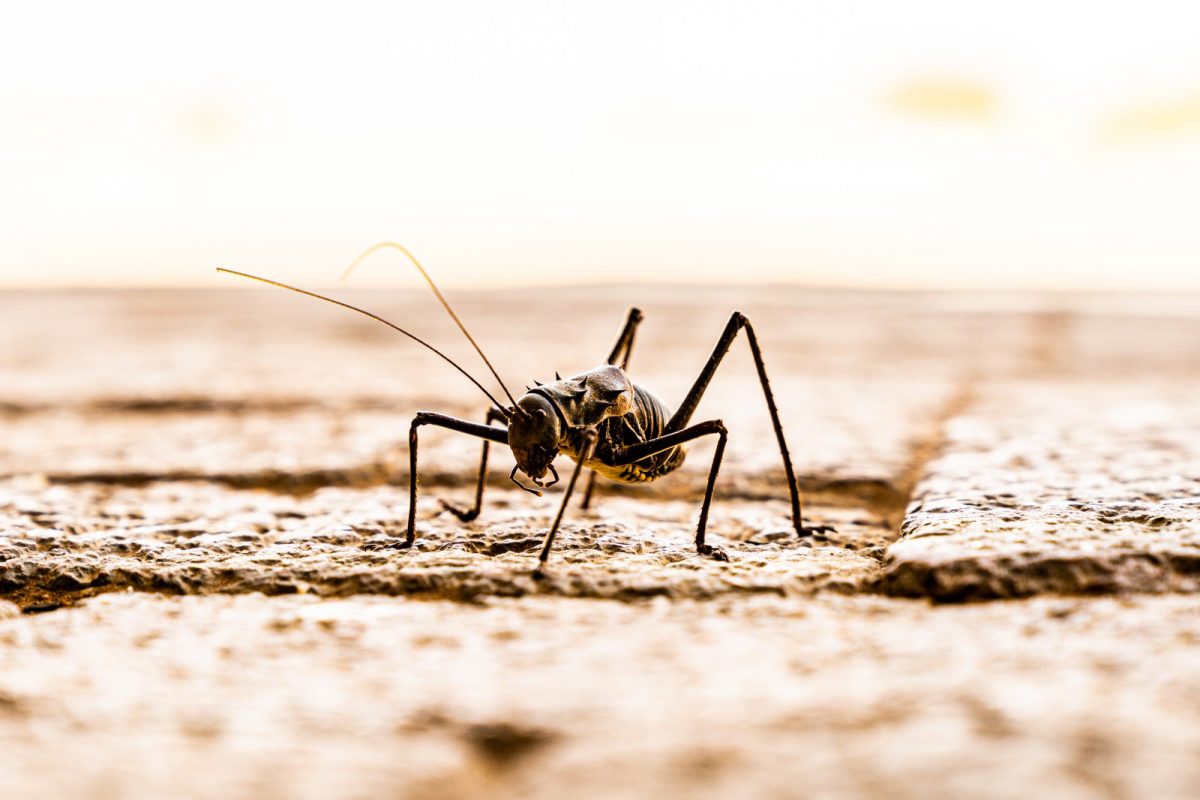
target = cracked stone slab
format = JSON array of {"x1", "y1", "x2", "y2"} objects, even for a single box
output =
[
  {"x1": 0, "y1": 376, "x2": 945, "y2": 510},
  {"x1": 3, "y1": 592, "x2": 1200, "y2": 799},
  {"x1": 0, "y1": 287, "x2": 1036, "y2": 502},
  {"x1": 0, "y1": 480, "x2": 885, "y2": 604},
  {"x1": 885, "y1": 382, "x2": 1200, "y2": 600}
]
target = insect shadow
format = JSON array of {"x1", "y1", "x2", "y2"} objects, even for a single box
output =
[{"x1": 219, "y1": 243, "x2": 832, "y2": 578}]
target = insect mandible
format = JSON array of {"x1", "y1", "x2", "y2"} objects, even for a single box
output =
[{"x1": 219, "y1": 243, "x2": 833, "y2": 578}]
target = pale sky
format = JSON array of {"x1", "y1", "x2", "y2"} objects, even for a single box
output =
[{"x1": 1, "y1": 0, "x2": 1198, "y2": 289}]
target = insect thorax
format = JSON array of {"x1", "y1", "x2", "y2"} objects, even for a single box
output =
[{"x1": 529, "y1": 366, "x2": 686, "y2": 484}]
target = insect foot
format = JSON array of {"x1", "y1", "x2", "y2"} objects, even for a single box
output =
[
  {"x1": 697, "y1": 544, "x2": 730, "y2": 563},
  {"x1": 438, "y1": 499, "x2": 480, "y2": 522},
  {"x1": 797, "y1": 525, "x2": 836, "y2": 539}
]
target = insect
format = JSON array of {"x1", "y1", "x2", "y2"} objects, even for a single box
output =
[{"x1": 218, "y1": 243, "x2": 832, "y2": 577}]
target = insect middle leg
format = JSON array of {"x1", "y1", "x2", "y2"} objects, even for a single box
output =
[
  {"x1": 580, "y1": 306, "x2": 644, "y2": 510},
  {"x1": 365, "y1": 411, "x2": 509, "y2": 550},
  {"x1": 667, "y1": 312, "x2": 832, "y2": 537}
]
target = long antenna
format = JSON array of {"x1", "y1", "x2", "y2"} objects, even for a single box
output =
[
  {"x1": 341, "y1": 242, "x2": 518, "y2": 408},
  {"x1": 216, "y1": 268, "x2": 510, "y2": 413}
]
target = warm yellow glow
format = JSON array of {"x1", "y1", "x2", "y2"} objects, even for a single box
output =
[
  {"x1": 1101, "y1": 90, "x2": 1200, "y2": 145},
  {"x1": 177, "y1": 101, "x2": 243, "y2": 149},
  {"x1": 1, "y1": 1, "x2": 1199, "y2": 290},
  {"x1": 886, "y1": 77, "x2": 997, "y2": 122}
]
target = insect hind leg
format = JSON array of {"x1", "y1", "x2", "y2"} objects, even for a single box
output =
[
  {"x1": 666, "y1": 312, "x2": 832, "y2": 538},
  {"x1": 604, "y1": 306, "x2": 644, "y2": 369}
]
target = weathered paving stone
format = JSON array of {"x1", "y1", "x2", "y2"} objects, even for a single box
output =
[
  {"x1": 0, "y1": 288, "x2": 968, "y2": 509},
  {"x1": 0, "y1": 377, "x2": 945, "y2": 510},
  {"x1": 0, "y1": 407, "x2": 416, "y2": 483},
  {"x1": 2, "y1": 288, "x2": 960, "y2": 608},
  {"x1": 885, "y1": 382, "x2": 1200, "y2": 600},
  {"x1": 7, "y1": 288, "x2": 1200, "y2": 800},
  {"x1": 0, "y1": 480, "x2": 885, "y2": 604},
  {"x1": 3, "y1": 592, "x2": 1200, "y2": 800}
]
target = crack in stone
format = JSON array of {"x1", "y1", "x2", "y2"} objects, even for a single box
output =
[
  {"x1": 38, "y1": 468, "x2": 913, "y2": 510},
  {"x1": 843, "y1": 381, "x2": 979, "y2": 583},
  {"x1": 886, "y1": 381, "x2": 978, "y2": 534},
  {"x1": 879, "y1": 376, "x2": 1200, "y2": 601},
  {"x1": 0, "y1": 396, "x2": 447, "y2": 416}
]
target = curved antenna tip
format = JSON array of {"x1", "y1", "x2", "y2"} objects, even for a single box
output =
[
  {"x1": 212, "y1": 266, "x2": 507, "y2": 411},
  {"x1": 339, "y1": 242, "x2": 518, "y2": 408}
]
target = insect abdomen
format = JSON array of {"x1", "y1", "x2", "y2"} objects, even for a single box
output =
[{"x1": 592, "y1": 384, "x2": 686, "y2": 483}]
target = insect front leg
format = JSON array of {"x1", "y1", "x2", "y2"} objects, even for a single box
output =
[
  {"x1": 364, "y1": 411, "x2": 509, "y2": 551},
  {"x1": 439, "y1": 406, "x2": 508, "y2": 522},
  {"x1": 667, "y1": 312, "x2": 833, "y2": 538},
  {"x1": 606, "y1": 420, "x2": 731, "y2": 561},
  {"x1": 533, "y1": 427, "x2": 599, "y2": 580},
  {"x1": 580, "y1": 306, "x2": 644, "y2": 510}
]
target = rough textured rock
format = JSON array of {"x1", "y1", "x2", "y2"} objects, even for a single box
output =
[
  {"x1": 0, "y1": 407, "x2": 416, "y2": 485},
  {"x1": 2, "y1": 288, "x2": 942, "y2": 609},
  {"x1": 9, "y1": 287, "x2": 1200, "y2": 798},
  {"x1": 884, "y1": 382, "x2": 1200, "y2": 600},
  {"x1": 0, "y1": 287, "x2": 968, "y2": 507},
  {"x1": 0, "y1": 377, "x2": 942, "y2": 508},
  {"x1": 0, "y1": 480, "x2": 883, "y2": 605},
  {"x1": 4, "y1": 592, "x2": 1200, "y2": 800}
]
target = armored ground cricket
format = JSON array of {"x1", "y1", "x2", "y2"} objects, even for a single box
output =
[{"x1": 219, "y1": 243, "x2": 831, "y2": 577}]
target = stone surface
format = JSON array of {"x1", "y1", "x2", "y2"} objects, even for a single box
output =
[
  {"x1": 8, "y1": 287, "x2": 1200, "y2": 799},
  {"x1": 0, "y1": 480, "x2": 882, "y2": 605},
  {"x1": 0, "y1": 407, "x2": 415, "y2": 485},
  {"x1": 0, "y1": 377, "x2": 943, "y2": 508},
  {"x1": 0, "y1": 287, "x2": 971, "y2": 509},
  {"x1": 3, "y1": 287, "x2": 936, "y2": 611},
  {"x1": 885, "y1": 382, "x2": 1200, "y2": 600},
  {"x1": 4, "y1": 592, "x2": 1200, "y2": 800},
  {"x1": 9, "y1": 292, "x2": 1200, "y2": 608}
]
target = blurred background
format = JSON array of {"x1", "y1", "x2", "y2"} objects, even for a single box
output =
[{"x1": 1, "y1": 0, "x2": 1197, "y2": 290}]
